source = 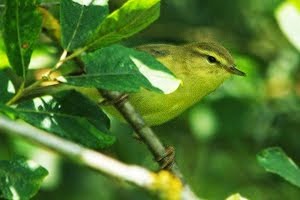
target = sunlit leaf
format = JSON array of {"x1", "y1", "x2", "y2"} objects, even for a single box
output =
[
  {"x1": 257, "y1": 147, "x2": 300, "y2": 188},
  {"x1": 3, "y1": 0, "x2": 42, "y2": 78},
  {"x1": 0, "y1": 157, "x2": 48, "y2": 200},
  {"x1": 57, "y1": 44, "x2": 181, "y2": 93},
  {"x1": 61, "y1": 0, "x2": 109, "y2": 50},
  {"x1": 87, "y1": 0, "x2": 160, "y2": 50},
  {"x1": 276, "y1": 2, "x2": 300, "y2": 52}
]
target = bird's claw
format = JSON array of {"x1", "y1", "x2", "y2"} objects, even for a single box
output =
[{"x1": 156, "y1": 146, "x2": 175, "y2": 170}]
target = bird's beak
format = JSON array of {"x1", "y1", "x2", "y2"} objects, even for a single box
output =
[{"x1": 227, "y1": 65, "x2": 246, "y2": 76}]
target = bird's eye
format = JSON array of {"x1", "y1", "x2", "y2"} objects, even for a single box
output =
[{"x1": 207, "y1": 56, "x2": 217, "y2": 63}]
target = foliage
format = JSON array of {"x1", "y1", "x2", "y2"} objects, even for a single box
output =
[
  {"x1": 0, "y1": 0, "x2": 168, "y2": 199},
  {"x1": 0, "y1": 157, "x2": 48, "y2": 200},
  {"x1": 0, "y1": 0, "x2": 300, "y2": 199},
  {"x1": 257, "y1": 147, "x2": 300, "y2": 188},
  {"x1": 58, "y1": 44, "x2": 179, "y2": 93},
  {"x1": 3, "y1": 0, "x2": 42, "y2": 78}
]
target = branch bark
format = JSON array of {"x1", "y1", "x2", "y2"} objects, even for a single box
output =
[{"x1": 100, "y1": 90, "x2": 199, "y2": 199}]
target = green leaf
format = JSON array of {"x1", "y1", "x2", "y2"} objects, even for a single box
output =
[
  {"x1": 257, "y1": 147, "x2": 300, "y2": 188},
  {"x1": 3, "y1": 0, "x2": 42, "y2": 78},
  {"x1": 0, "y1": 157, "x2": 48, "y2": 200},
  {"x1": 61, "y1": 0, "x2": 109, "y2": 50},
  {"x1": 15, "y1": 90, "x2": 115, "y2": 149},
  {"x1": 87, "y1": 0, "x2": 160, "y2": 50},
  {"x1": 57, "y1": 44, "x2": 181, "y2": 93},
  {"x1": 0, "y1": 69, "x2": 15, "y2": 104}
]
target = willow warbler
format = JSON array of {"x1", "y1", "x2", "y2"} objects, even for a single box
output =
[{"x1": 124, "y1": 42, "x2": 245, "y2": 125}]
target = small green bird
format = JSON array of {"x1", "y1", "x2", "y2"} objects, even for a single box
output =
[{"x1": 125, "y1": 42, "x2": 245, "y2": 125}]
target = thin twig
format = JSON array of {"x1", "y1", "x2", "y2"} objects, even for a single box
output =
[
  {"x1": 0, "y1": 115, "x2": 201, "y2": 200},
  {"x1": 0, "y1": 115, "x2": 152, "y2": 186},
  {"x1": 5, "y1": 82, "x2": 25, "y2": 106}
]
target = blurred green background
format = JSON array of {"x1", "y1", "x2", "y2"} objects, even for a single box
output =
[{"x1": 1, "y1": 0, "x2": 300, "y2": 199}]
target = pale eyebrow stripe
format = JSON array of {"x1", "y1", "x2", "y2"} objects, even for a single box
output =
[{"x1": 189, "y1": 49, "x2": 221, "y2": 64}]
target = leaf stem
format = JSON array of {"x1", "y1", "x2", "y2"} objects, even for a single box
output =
[
  {"x1": 5, "y1": 49, "x2": 70, "y2": 105},
  {"x1": 5, "y1": 82, "x2": 25, "y2": 106},
  {"x1": 45, "y1": 50, "x2": 69, "y2": 78},
  {"x1": 25, "y1": 79, "x2": 45, "y2": 92},
  {"x1": 62, "y1": 47, "x2": 87, "y2": 62}
]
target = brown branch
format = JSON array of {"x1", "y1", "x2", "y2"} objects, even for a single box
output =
[{"x1": 100, "y1": 91, "x2": 194, "y2": 191}]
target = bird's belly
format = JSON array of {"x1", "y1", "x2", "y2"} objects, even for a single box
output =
[
  {"x1": 129, "y1": 90, "x2": 200, "y2": 126},
  {"x1": 141, "y1": 102, "x2": 185, "y2": 125}
]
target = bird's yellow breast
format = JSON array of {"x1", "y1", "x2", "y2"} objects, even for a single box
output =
[{"x1": 128, "y1": 54, "x2": 231, "y2": 125}]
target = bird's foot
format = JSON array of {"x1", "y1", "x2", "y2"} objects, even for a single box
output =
[
  {"x1": 156, "y1": 146, "x2": 175, "y2": 170},
  {"x1": 99, "y1": 93, "x2": 129, "y2": 106}
]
